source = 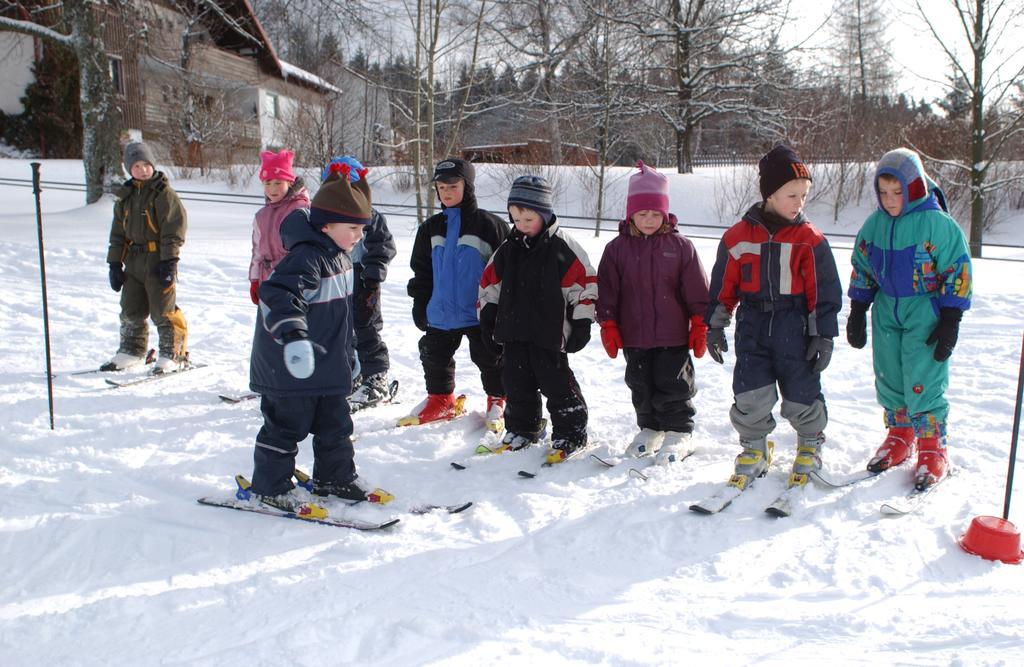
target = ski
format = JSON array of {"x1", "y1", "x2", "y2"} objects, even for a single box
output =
[
  {"x1": 349, "y1": 380, "x2": 400, "y2": 413},
  {"x1": 451, "y1": 419, "x2": 549, "y2": 470},
  {"x1": 70, "y1": 349, "x2": 157, "y2": 376},
  {"x1": 517, "y1": 444, "x2": 592, "y2": 478},
  {"x1": 291, "y1": 468, "x2": 469, "y2": 515},
  {"x1": 689, "y1": 483, "x2": 746, "y2": 515},
  {"x1": 625, "y1": 449, "x2": 695, "y2": 481},
  {"x1": 809, "y1": 468, "x2": 878, "y2": 488},
  {"x1": 764, "y1": 484, "x2": 805, "y2": 518},
  {"x1": 409, "y1": 501, "x2": 474, "y2": 515},
  {"x1": 105, "y1": 362, "x2": 208, "y2": 388},
  {"x1": 879, "y1": 475, "x2": 950, "y2": 516},
  {"x1": 196, "y1": 496, "x2": 400, "y2": 530},
  {"x1": 219, "y1": 393, "x2": 259, "y2": 404}
]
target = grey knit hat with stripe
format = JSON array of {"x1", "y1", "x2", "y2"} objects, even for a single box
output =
[{"x1": 507, "y1": 175, "x2": 554, "y2": 222}]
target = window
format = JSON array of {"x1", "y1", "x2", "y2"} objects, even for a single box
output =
[
  {"x1": 108, "y1": 56, "x2": 125, "y2": 95},
  {"x1": 264, "y1": 92, "x2": 280, "y2": 119}
]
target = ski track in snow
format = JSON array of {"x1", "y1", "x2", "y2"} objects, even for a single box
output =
[{"x1": 0, "y1": 159, "x2": 1022, "y2": 665}]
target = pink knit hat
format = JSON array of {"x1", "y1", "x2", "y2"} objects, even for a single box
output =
[
  {"x1": 259, "y1": 149, "x2": 296, "y2": 182},
  {"x1": 626, "y1": 160, "x2": 669, "y2": 222}
]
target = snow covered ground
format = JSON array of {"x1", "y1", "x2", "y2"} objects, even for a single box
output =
[{"x1": 1, "y1": 159, "x2": 1022, "y2": 665}]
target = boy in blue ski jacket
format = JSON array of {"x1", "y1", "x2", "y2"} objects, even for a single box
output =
[
  {"x1": 847, "y1": 148, "x2": 972, "y2": 490},
  {"x1": 248, "y1": 161, "x2": 389, "y2": 510},
  {"x1": 402, "y1": 158, "x2": 510, "y2": 429}
]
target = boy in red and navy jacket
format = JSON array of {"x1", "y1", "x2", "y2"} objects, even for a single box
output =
[
  {"x1": 704, "y1": 145, "x2": 842, "y2": 492},
  {"x1": 478, "y1": 175, "x2": 598, "y2": 463}
]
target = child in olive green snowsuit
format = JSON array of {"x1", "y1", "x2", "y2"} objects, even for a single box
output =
[
  {"x1": 847, "y1": 148, "x2": 972, "y2": 491},
  {"x1": 105, "y1": 142, "x2": 188, "y2": 373}
]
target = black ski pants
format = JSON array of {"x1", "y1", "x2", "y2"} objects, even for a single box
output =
[
  {"x1": 623, "y1": 346, "x2": 697, "y2": 433},
  {"x1": 419, "y1": 325, "x2": 504, "y2": 397},
  {"x1": 352, "y1": 265, "x2": 389, "y2": 378},
  {"x1": 502, "y1": 341, "x2": 587, "y2": 446},
  {"x1": 251, "y1": 393, "x2": 355, "y2": 496}
]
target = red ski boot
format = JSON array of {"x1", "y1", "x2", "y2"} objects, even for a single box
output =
[
  {"x1": 397, "y1": 393, "x2": 466, "y2": 427},
  {"x1": 914, "y1": 436, "x2": 948, "y2": 491},
  {"x1": 866, "y1": 427, "x2": 915, "y2": 473}
]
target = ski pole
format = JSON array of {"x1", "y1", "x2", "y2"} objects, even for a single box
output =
[
  {"x1": 31, "y1": 162, "x2": 55, "y2": 430},
  {"x1": 1004, "y1": 331, "x2": 1024, "y2": 520}
]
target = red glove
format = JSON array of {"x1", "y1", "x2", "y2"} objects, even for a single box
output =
[
  {"x1": 250, "y1": 280, "x2": 260, "y2": 305},
  {"x1": 688, "y1": 315, "x2": 708, "y2": 359},
  {"x1": 600, "y1": 320, "x2": 623, "y2": 359}
]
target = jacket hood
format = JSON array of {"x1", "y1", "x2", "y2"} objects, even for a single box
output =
[
  {"x1": 874, "y1": 148, "x2": 948, "y2": 218},
  {"x1": 266, "y1": 178, "x2": 310, "y2": 207},
  {"x1": 113, "y1": 171, "x2": 170, "y2": 200},
  {"x1": 509, "y1": 212, "x2": 559, "y2": 249},
  {"x1": 742, "y1": 203, "x2": 806, "y2": 229},
  {"x1": 280, "y1": 208, "x2": 335, "y2": 252}
]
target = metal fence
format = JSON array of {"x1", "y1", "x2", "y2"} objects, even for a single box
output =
[{"x1": 3, "y1": 175, "x2": 1021, "y2": 260}]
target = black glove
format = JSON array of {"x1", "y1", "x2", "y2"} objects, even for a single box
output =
[
  {"x1": 926, "y1": 307, "x2": 962, "y2": 361},
  {"x1": 363, "y1": 279, "x2": 380, "y2": 309},
  {"x1": 156, "y1": 258, "x2": 178, "y2": 289},
  {"x1": 564, "y1": 318, "x2": 592, "y2": 353},
  {"x1": 846, "y1": 300, "x2": 869, "y2": 349},
  {"x1": 478, "y1": 303, "x2": 501, "y2": 356},
  {"x1": 805, "y1": 336, "x2": 834, "y2": 374},
  {"x1": 109, "y1": 263, "x2": 124, "y2": 292},
  {"x1": 412, "y1": 300, "x2": 428, "y2": 332},
  {"x1": 706, "y1": 327, "x2": 728, "y2": 364}
]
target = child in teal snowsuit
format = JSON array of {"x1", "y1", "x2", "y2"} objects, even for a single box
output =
[{"x1": 846, "y1": 148, "x2": 972, "y2": 491}]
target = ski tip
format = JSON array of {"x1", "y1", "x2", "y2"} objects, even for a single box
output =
[
  {"x1": 627, "y1": 468, "x2": 648, "y2": 481},
  {"x1": 689, "y1": 504, "x2": 714, "y2": 515},
  {"x1": 450, "y1": 462, "x2": 467, "y2": 471},
  {"x1": 448, "y1": 501, "x2": 473, "y2": 514},
  {"x1": 378, "y1": 518, "x2": 402, "y2": 529},
  {"x1": 764, "y1": 507, "x2": 790, "y2": 518},
  {"x1": 517, "y1": 470, "x2": 536, "y2": 479}
]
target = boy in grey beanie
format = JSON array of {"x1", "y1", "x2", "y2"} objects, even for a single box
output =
[{"x1": 102, "y1": 142, "x2": 190, "y2": 374}]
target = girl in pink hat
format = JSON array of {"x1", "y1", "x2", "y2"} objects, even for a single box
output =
[
  {"x1": 596, "y1": 160, "x2": 710, "y2": 465},
  {"x1": 249, "y1": 149, "x2": 310, "y2": 304}
]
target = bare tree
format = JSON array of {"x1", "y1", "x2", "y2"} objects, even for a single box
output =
[
  {"x1": 916, "y1": 0, "x2": 1024, "y2": 257},
  {"x1": 620, "y1": 0, "x2": 790, "y2": 173},
  {"x1": 488, "y1": 0, "x2": 597, "y2": 163},
  {"x1": 1, "y1": 0, "x2": 124, "y2": 202}
]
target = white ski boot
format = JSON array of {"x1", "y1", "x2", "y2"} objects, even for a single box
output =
[
  {"x1": 625, "y1": 428, "x2": 665, "y2": 458},
  {"x1": 654, "y1": 431, "x2": 694, "y2": 465}
]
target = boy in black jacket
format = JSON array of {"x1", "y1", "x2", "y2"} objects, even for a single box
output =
[
  {"x1": 249, "y1": 162, "x2": 390, "y2": 511},
  {"x1": 402, "y1": 158, "x2": 510, "y2": 429},
  {"x1": 322, "y1": 156, "x2": 398, "y2": 411},
  {"x1": 478, "y1": 175, "x2": 598, "y2": 462}
]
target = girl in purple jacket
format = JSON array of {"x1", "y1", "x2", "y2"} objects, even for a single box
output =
[
  {"x1": 596, "y1": 161, "x2": 710, "y2": 465},
  {"x1": 249, "y1": 149, "x2": 310, "y2": 304}
]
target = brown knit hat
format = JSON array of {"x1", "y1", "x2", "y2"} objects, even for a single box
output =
[{"x1": 309, "y1": 161, "x2": 372, "y2": 227}]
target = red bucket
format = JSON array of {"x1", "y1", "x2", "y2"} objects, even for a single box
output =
[{"x1": 959, "y1": 516, "x2": 1024, "y2": 564}]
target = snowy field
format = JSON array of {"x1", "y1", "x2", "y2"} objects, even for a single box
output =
[{"x1": 1, "y1": 158, "x2": 1022, "y2": 665}]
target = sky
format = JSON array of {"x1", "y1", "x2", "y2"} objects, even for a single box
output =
[{"x1": 790, "y1": 0, "x2": 1024, "y2": 103}]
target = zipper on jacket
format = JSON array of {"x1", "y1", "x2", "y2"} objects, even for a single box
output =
[
  {"x1": 764, "y1": 226, "x2": 775, "y2": 337},
  {"x1": 887, "y1": 216, "x2": 902, "y2": 327}
]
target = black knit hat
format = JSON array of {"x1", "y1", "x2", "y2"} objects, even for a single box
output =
[
  {"x1": 432, "y1": 158, "x2": 475, "y2": 185},
  {"x1": 309, "y1": 161, "x2": 372, "y2": 227},
  {"x1": 507, "y1": 175, "x2": 554, "y2": 223},
  {"x1": 758, "y1": 145, "x2": 812, "y2": 200}
]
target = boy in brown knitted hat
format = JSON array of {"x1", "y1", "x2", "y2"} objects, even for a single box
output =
[{"x1": 246, "y1": 161, "x2": 392, "y2": 512}]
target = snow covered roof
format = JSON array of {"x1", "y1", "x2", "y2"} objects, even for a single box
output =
[{"x1": 279, "y1": 60, "x2": 343, "y2": 95}]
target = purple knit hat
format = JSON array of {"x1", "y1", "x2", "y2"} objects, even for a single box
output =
[{"x1": 626, "y1": 160, "x2": 669, "y2": 222}]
